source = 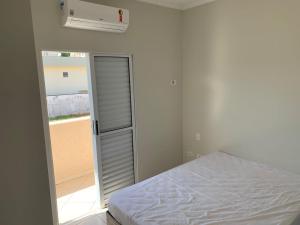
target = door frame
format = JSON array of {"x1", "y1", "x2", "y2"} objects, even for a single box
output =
[
  {"x1": 36, "y1": 50, "x2": 98, "y2": 225},
  {"x1": 36, "y1": 49, "x2": 60, "y2": 225},
  {"x1": 36, "y1": 50, "x2": 138, "y2": 224},
  {"x1": 88, "y1": 53, "x2": 138, "y2": 207}
]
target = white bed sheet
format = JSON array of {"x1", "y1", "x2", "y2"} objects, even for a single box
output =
[{"x1": 108, "y1": 152, "x2": 300, "y2": 225}]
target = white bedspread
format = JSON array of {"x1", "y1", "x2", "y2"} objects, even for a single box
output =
[{"x1": 108, "y1": 152, "x2": 300, "y2": 225}]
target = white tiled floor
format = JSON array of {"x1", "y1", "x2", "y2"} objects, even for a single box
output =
[
  {"x1": 58, "y1": 185, "x2": 106, "y2": 225},
  {"x1": 62, "y1": 212, "x2": 107, "y2": 225}
]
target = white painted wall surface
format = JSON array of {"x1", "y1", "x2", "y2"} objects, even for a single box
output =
[
  {"x1": 43, "y1": 55, "x2": 89, "y2": 95},
  {"x1": 0, "y1": 1, "x2": 53, "y2": 225},
  {"x1": 182, "y1": 0, "x2": 300, "y2": 174},
  {"x1": 47, "y1": 94, "x2": 90, "y2": 117},
  {"x1": 31, "y1": 0, "x2": 183, "y2": 182}
]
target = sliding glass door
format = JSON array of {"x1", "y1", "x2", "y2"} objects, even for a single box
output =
[{"x1": 88, "y1": 54, "x2": 136, "y2": 207}]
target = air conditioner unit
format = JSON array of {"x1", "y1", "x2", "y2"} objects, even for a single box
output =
[{"x1": 61, "y1": 0, "x2": 129, "y2": 33}]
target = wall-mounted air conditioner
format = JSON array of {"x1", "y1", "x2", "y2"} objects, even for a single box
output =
[{"x1": 61, "y1": 0, "x2": 129, "y2": 33}]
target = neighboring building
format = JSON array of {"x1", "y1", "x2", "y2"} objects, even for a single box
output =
[
  {"x1": 42, "y1": 52, "x2": 91, "y2": 117},
  {"x1": 42, "y1": 53, "x2": 89, "y2": 96}
]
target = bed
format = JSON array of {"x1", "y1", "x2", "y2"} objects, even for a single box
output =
[{"x1": 107, "y1": 152, "x2": 300, "y2": 225}]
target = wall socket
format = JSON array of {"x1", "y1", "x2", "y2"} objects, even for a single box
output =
[
  {"x1": 185, "y1": 151, "x2": 202, "y2": 161},
  {"x1": 170, "y1": 79, "x2": 177, "y2": 86},
  {"x1": 185, "y1": 151, "x2": 195, "y2": 161}
]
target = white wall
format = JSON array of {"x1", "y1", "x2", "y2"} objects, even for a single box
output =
[
  {"x1": 0, "y1": 1, "x2": 53, "y2": 225},
  {"x1": 5, "y1": 1, "x2": 300, "y2": 225},
  {"x1": 47, "y1": 94, "x2": 90, "y2": 117},
  {"x1": 182, "y1": 0, "x2": 300, "y2": 173},
  {"x1": 31, "y1": 0, "x2": 183, "y2": 181},
  {"x1": 43, "y1": 55, "x2": 89, "y2": 95},
  {"x1": 44, "y1": 69, "x2": 88, "y2": 95}
]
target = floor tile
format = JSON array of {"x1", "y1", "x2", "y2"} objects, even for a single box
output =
[
  {"x1": 68, "y1": 186, "x2": 99, "y2": 203},
  {"x1": 57, "y1": 183, "x2": 100, "y2": 223},
  {"x1": 62, "y1": 210, "x2": 107, "y2": 225},
  {"x1": 59, "y1": 202, "x2": 94, "y2": 223}
]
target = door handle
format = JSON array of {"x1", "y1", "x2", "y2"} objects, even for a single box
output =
[{"x1": 93, "y1": 120, "x2": 99, "y2": 136}]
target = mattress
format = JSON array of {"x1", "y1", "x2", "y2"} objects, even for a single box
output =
[{"x1": 108, "y1": 152, "x2": 300, "y2": 225}]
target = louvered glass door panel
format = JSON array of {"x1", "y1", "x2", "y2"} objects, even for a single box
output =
[
  {"x1": 94, "y1": 57, "x2": 132, "y2": 132},
  {"x1": 101, "y1": 130, "x2": 135, "y2": 202},
  {"x1": 89, "y1": 55, "x2": 136, "y2": 208}
]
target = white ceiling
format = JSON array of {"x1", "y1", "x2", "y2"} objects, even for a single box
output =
[{"x1": 137, "y1": 0, "x2": 216, "y2": 10}]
